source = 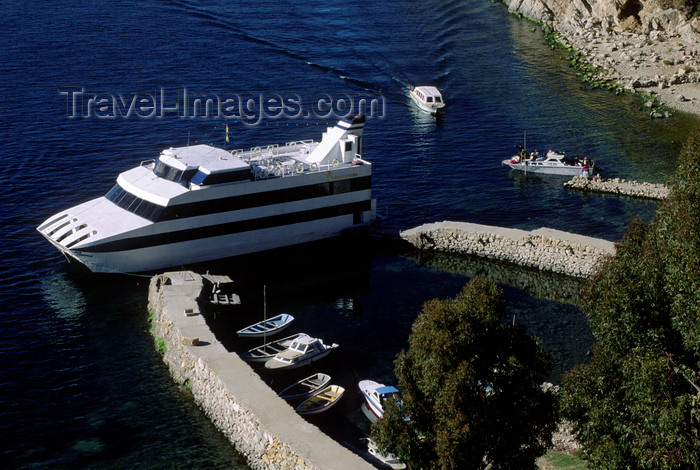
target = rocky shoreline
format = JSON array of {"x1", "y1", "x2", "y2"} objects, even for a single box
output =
[{"x1": 503, "y1": 0, "x2": 700, "y2": 117}]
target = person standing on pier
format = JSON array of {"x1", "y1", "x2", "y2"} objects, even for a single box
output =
[{"x1": 581, "y1": 157, "x2": 591, "y2": 179}]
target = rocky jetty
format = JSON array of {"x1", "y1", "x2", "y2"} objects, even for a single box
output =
[
  {"x1": 503, "y1": 0, "x2": 700, "y2": 117},
  {"x1": 564, "y1": 175, "x2": 669, "y2": 199},
  {"x1": 400, "y1": 221, "x2": 615, "y2": 279}
]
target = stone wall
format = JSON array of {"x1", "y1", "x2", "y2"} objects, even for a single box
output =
[
  {"x1": 148, "y1": 271, "x2": 373, "y2": 470},
  {"x1": 400, "y1": 222, "x2": 615, "y2": 278}
]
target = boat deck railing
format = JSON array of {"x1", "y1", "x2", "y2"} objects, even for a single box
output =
[{"x1": 234, "y1": 139, "x2": 316, "y2": 163}]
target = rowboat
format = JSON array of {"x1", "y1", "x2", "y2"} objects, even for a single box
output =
[
  {"x1": 239, "y1": 332, "x2": 303, "y2": 362},
  {"x1": 237, "y1": 313, "x2": 294, "y2": 338},
  {"x1": 278, "y1": 373, "x2": 331, "y2": 401},
  {"x1": 295, "y1": 385, "x2": 345, "y2": 415},
  {"x1": 264, "y1": 334, "x2": 339, "y2": 370}
]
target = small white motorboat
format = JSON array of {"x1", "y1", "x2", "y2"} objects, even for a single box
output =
[
  {"x1": 239, "y1": 332, "x2": 303, "y2": 362},
  {"x1": 408, "y1": 85, "x2": 445, "y2": 114},
  {"x1": 295, "y1": 385, "x2": 345, "y2": 415},
  {"x1": 359, "y1": 379, "x2": 403, "y2": 420},
  {"x1": 264, "y1": 334, "x2": 339, "y2": 370},
  {"x1": 365, "y1": 438, "x2": 406, "y2": 470},
  {"x1": 502, "y1": 148, "x2": 595, "y2": 177},
  {"x1": 278, "y1": 373, "x2": 332, "y2": 401},
  {"x1": 237, "y1": 313, "x2": 294, "y2": 338}
]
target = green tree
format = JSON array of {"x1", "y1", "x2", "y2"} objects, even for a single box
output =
[
  {"x1": 560, "y1": 128, "x2": 700, "y2": 469},
  {"x1": 372, "y1": 277, "x2": 557, "y2": 470}
]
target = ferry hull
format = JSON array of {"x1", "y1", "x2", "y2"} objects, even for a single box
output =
[{"x1": 57, "y1": 206, "x2": 375, "y2": 273}]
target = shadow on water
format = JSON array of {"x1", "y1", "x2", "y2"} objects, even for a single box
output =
[{"x1": 193, "y1": 234, "x2": 593, "y2": 453}]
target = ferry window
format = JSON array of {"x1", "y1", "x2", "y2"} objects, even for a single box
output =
[
  {"x1": 435, "y1": 96, "x2": 442, "y2": 103},
  {"x1": 154, "y1": 160, "x2": 168, "y2": 177},
  {"x1": 426, "y1": 96, "x2": 433, "y2": 103},
  {"x1": 137, "y1": 201, "x2": 163, "y2": 221},
  {"x1": 105, "y1": 184, "x2": 164, "y2": 222},
  {"x1": 190, "y1": 171, "x2": 207, "y2": 185},
  {"x1": 121, "y1": 192, "x2": 137, "y2": 210},
  {"x1": 154, "y1": 160, "x2": 183, "y2": 183},
  {"x1": 344, "y1": 141, "x2": 352, "y2": 152},
  {"x1": 181, "y1": 168, "x2": 199, "y2": 187}
]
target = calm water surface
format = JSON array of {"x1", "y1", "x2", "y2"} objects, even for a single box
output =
[{"x1": 2, "y1": 0, "x2": 698, "y2": 468}]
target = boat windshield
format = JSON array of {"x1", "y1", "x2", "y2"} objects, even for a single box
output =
[{"x1": 153, "y1": 159, "x2": 198, "y2": 187}]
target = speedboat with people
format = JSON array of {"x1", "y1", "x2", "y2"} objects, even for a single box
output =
[
  {"x1": 37, "y1": 116, "x2": 375, "y2": 273},
  {"x1": 408, "y1": 85, "x2": 445, "y2": 114},
  {"x1": 502, "y1": 146, "x2": 595, "y2": 176}
]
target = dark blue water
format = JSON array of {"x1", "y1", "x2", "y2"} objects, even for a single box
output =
[{"x1": 2, "y1": 0, "x2": 698, "y2": 468}]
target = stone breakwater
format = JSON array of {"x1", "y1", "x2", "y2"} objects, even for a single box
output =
[
  {"x1": 400, "y1": 221, "x2": 615, "y2": 279},
  {"x1": 564, "y1": 175, "x2": 669, "y2": 199},
  {"x1": 148, "y1": 271, "x2": 373, "y2": 470}
]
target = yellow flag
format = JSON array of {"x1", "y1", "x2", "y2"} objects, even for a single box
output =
[{"x1": 225, "y1": 123, "x2": 229, "y2": 143}]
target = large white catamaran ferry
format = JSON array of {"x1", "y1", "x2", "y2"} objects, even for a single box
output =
[{"x1": 38, "y1": 115, "x2": 375, "y2": 273}]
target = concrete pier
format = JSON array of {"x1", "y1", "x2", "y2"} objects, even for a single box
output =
[
  {"x1": 148, "y1": 271, "x2": 373, "y2": 470},
  {"x1": 400, "y1": 221, "x2": 615, "y2": 279}
]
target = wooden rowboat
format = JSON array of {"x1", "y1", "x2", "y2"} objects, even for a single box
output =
[
  {"x1": 239, "y1": 332, "x2": 303, "y2": 362},
  {"x1": 237, "y1": 313, "x2": 294, "y2": 338},
  {"x1": 295, "y1": 385, "x2": 345, "y2": 415},
  {"x1": 278, "y1": 373, "x2": 331, "y2": 401}
]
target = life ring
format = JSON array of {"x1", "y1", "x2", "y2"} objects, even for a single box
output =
[
  {"x1": 266, "y1": 145, "x2": 275, "y2": 153},
  {"x1": 274, "y1": 166, "x2": 283, "y2": 177},
  {"x1": 288, "y1": 141, "x2": 297, "y2": 150},
  {"x1": 310, "y1": 162, "x2": 319, "y2": 172},
  {"x1": 331, "y1": 159, "x2": 340, "y2": 167},
  {"x1": 253, "y1": 146, "x2": 262, "y2": 156},
  {"x1": 260, "y1": 168, "x2": 268, "y2": 178},
  {"x1": 295, "y1": 163, "x2": 304, "y2": 174}
]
